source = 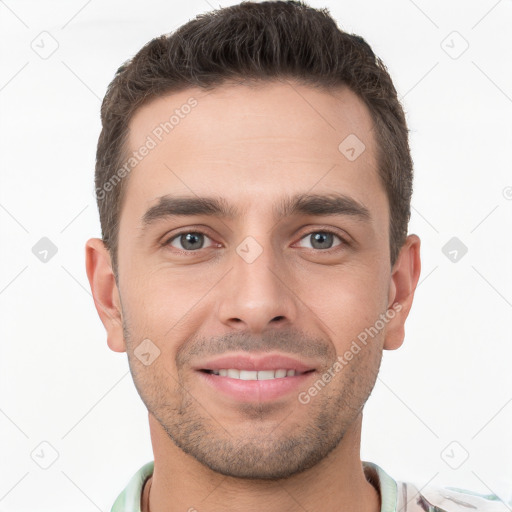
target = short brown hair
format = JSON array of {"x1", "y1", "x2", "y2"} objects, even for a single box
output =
[{"x1": 95, "y1": 0, "x2": 413, "y2": 278}]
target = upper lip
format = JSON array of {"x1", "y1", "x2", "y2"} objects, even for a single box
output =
[{"x1": 194, "y1": 353, "x2": 317, "y2": 373}]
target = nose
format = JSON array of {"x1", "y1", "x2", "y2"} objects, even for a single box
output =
[{"x1": 216, "y1": 238, "x2": 299, "y2": 333}]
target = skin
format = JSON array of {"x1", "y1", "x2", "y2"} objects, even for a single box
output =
[{"x1": 86, "y1": 80, "x2": 421, "y2": 512}]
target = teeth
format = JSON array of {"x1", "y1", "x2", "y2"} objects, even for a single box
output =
[
  {"x1": 257, "y1": 370, "x2": 276, "y2": 380},
  {"x1": 240, "y1": 370, "x2": 258, "y2": 380},
  {"x1": 209, "y1": 369, "x2": 299, "y2": 380}
]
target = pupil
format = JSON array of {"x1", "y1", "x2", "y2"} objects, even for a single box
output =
[
  {"x1": 311, "y1": 232, "x2": 332, "y2": 249},
  {"x1": 181, "y1": 233, "x2": 203, "y2": 250}
]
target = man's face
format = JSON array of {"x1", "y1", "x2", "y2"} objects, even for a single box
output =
[{"x1": 114, "y1": 81, "x2": 397, "y2": 479}]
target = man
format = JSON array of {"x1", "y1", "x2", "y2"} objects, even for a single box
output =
[{"x1": 85, "y1": 1, "x2": 502, "y2": 511}]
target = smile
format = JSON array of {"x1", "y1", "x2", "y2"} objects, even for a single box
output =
[{"x1": 202, "y1": 369, "x2": 314, "y2": 380}]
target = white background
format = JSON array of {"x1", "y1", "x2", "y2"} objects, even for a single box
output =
[{"x1": 0, "y1": 0, "x2": 511, "y2": 510}]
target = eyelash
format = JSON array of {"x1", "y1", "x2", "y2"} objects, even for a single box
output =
[{"x1": 162, "y1": 228, "x2": 350, "y2": 254}]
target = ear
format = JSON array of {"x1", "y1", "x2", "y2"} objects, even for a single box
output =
[
  {"x1": 384, "y1": 234, "x2": 421, "y2": 350},
  {"x1": 85, "y1": 238, "x2": 126, "y2": 353}
]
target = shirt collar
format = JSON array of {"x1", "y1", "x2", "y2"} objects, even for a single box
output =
[{"x1": 111, "y1": 460, "x2": 398, "y2": 512}]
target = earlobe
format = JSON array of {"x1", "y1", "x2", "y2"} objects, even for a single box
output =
[
  {"x1": 85, "y1": 238, "x2": 126, "y2": 353},
  {"x1": 383, "y1": 234, "x2": 421, "y2": 351}
]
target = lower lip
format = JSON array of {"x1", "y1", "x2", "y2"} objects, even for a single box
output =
[{"x1": 197, "y1": 371, "x2": 316, "y2": 402}]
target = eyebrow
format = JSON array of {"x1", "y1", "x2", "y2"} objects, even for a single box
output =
[{"x1": 140, "y1": 192, "x2": 371, "y2": 230}]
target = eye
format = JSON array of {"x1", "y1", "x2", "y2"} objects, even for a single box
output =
[
  {"x1": 296, "y1": 230, "x2": 345, "y2": 250},
  {"x1": 166, "y1": 231, "x2": 215, "y2": 251}
]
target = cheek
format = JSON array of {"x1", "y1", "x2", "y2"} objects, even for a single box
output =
[
  {"x1": 125, "y1": 265, "x2": 199, "y2": 318},
  {"x1": 298, "y1": 263, "x2": 389, "y2": 331},
  {"x1": 121, "y1": 268, "x2": 216, "y2": 361}
]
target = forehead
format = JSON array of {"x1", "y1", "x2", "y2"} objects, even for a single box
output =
[{"x1": 119, "y1": 80, "x2": 386, "y2": 228}]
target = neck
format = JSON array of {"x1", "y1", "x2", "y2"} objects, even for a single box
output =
[{"x1": 142, "y1": 412, "x2": 381, "y2": 512}]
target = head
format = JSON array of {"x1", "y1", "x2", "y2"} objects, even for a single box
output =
[{"x1": 86, "y1": 0, "x2": 421, "y2": 480}]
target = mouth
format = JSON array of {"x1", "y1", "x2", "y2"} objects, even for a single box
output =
[
  {"x1": 200, "y1": 368, "x2": 315, "y2": 380},
  {"x1": 194, "y1": 353, "x2": 318, "y2": 402}
]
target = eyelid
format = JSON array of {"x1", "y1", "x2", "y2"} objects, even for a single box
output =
[
  {"x1": 161, "y1": 227, "x2": 220, "y2": 251},
  {"x1": 294, "y1": 228, "x2": 350, "y2": 249},
  {"x1": 161, "y1": 224, "x2": 351, "y2": 254}
]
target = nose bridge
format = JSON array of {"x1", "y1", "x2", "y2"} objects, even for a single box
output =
[{"x1": 217, "y1": 234, "x2": 297, "y2": 332}]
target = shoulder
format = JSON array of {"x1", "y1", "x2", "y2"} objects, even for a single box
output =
[{"x1": 397, "y1": 480, "x2": 507, "y2": 512}]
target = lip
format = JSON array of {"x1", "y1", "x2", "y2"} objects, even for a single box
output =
[
  {"x1": 193, "y1": 353, "x2": 318, "y2": 403},
  {"x1": 193, "y1": 353, "x2": 317, "y2": 373}
]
